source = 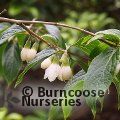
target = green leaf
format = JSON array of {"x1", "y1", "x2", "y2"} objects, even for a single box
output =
[
  {"x1": 75, "y1": 35, "x2": 92, "y2": 46},
  {"x1": 84, "y1": 48, "x2": 118, "y2": 116},
  {"x1": 0, "y1": 23, "x2": 10, "y2": 32},
  {"x1": 96, "y1": 29, "x2": 120, "y2": 37},
  {"x1": 89, "y1": 43, "x2": 108, "y2": 59},
  {"x1": 41, "y1": 34, "x2": 58, "y2": 45},
  {"x1": 68, "y1": 46, "x2": 89, "y2": 71},
  {"x1": 87, "y1": 34, "x2": 103, "y2": 45},
  {"x1": 49, "y1": 70, "x2": 85, "y2": 120},
  {"x1": 0, "y1": 44, "x2": 6, "y2": 76},
  {"x1": 48, "y1": 106, "x2": 64, "y2": 120},
  {"x1": 62, "y1": 70, "x2": 85, "y2": 119},
  {"x1": 44, "y1": 25, "x2": 61, "y2": 39},
  {"x1": 45, "y1": 25, "x2": 66, "y2": 49},
  {"x1": 65, "y1": 69, "x2": 85, "y2": 89},
  {"x1": 15, "y1": 48, "x2": 55, "y2": 87},
  {"x1": 103, "y1": 34, "x2": 120, "y2": 44},
  {"x1": 0, "y1": 24, "x2": 24, "y2": 45},
  {"x1": 62, "y1": 80, "x2": 84, "y2": 120},
  {"x1": 2, "y1": 42, "x2": 22, "y2": 85}
]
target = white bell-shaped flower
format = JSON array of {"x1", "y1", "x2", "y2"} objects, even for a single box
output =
[
  {"x1": 58, "y1": 66, "x2": 72, "y2": 81},
  {"x1": 21, "y1": 48, "x2": 29, "y2": 61},
  {"x1": 41, "y1": 57, "x2": 52, "y2": 69},
  {"x1": 44, "y1": 63, "x2": 61, "y2": 82},
  {"x1": 26, "y1": 48, "x2": 37, "y2": 62},
  {"x1": 58, "y1": 51, "x2": 73, "y2": 81},
  {"x1": 115, "y1": 63, "x2": 120, "y2": 75}
]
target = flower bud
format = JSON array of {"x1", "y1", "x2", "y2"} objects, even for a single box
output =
[
  {"x1": 41, "y1": 57, "x2": 52, "y2": 69},
  {"x1": 58, "y1": 66, "x2": 72, "y2": 81},
  {"x1": 60, "y1": 51, "x2": 69, "y2": 66}
]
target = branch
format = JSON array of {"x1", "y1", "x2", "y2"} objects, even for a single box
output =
[
  {"x1": 0, "y1": 17, "x2": 94, "y2": 35},
  {"x1": 18, "y1": 23, "x2": 60, "y2": 50},
  {"x1": 0, "y1": 17, "x2": 118, "y2": 47}
]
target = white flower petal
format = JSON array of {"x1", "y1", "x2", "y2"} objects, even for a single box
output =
[
  {"x1": 115, "y1": 63, "x2": 120, "y2": 74},
  {"x1": 26, "y1": 49, "x2": 37, "y2": 62},
  {"x1": 44, "y1": 63, "x2": 61, "y2": 82},
  {"x1": 58, "y1": 66, "x2": 72, "y2": 81},
  {"x1": 41, "y1": 57, "x2": 51, "y2": 69},
  {"x1": 21, "y1": 48, "x2": 29, "y2": 61}
]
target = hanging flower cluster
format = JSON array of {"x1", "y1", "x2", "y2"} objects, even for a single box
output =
[
  {"x1": 41, "y1": 51, "x2": 73, "y2": 82},
  {"x1": 21, "y1": 40, "x2": 39, "y2": 62}
]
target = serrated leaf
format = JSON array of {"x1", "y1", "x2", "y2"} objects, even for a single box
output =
[
  {"x1": 15, "y1": 48, "x2": 55, "y2": 87},
  {"x1": 0, "y1": 24, "x2": 24, "y2": 45},
  {"x1": 84, "y1": 48, "x2": 118, "y2": 116},
  {"x1": 2, "y1": 42, "x2": 21, "y2": 85},
  {"x1": 41, "y1": 34, "x2": 58, "y2": 45}
]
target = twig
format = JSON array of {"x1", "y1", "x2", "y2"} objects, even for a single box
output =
[
  {"x1": 0, "y1": 17, "x2": 95, "y2": 36},
  {"x1": 18, "y1": 23, "x2": 53, "y2": 47},
  {"x1": 18, "y1": 23, "x2": 64, "y2": 51},
  {"x1": 0, "y1": 17, "x2": 118, "y2": 47}
]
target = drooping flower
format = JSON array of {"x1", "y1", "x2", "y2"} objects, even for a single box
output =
[
  {"x1": 44, "y1": 63, "x2": 61, "y2": 82},
  {"x1": 26, "y1": 48, "x2": 37, "y2": 62},
  {"x1": 41, "y1": 57, "x2": 52, "y2": 69},
  {"x1": 115, "y1": 63, "x2": 120, "y2": 75},
  {"x1": 58, "y1": 51, "x2": 73, "y2": 81},
  {"x1": 58, "y1": 66, "x2": 72, "y2": 81},
  {"x1": 21, "y1": 40, "x2": 38, "y2": 62},
  {"x1": 21, "y1": 48, "x2": 37, "y2": 62},
  {"x1": 21, "y1": 48, "x2": 29, "y2": 61}
]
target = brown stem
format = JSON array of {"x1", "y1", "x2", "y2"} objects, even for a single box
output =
[
  {"x1": 18, "y1": 23, "x2": 54, "y2": 47},
  {"x1": 18, "y1": 23, "x2": 64, "y2": 52},
  {"x1": 0, "y1": 17, "x2": 118, "y2": 47},
  {"x1": 0, "y1": 17, "x2": 94, "y2": 36}
]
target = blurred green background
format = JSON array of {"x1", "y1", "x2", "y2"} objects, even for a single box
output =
[
  {"x1": 0, "y1": 0, "x2": 120, "y2": 120},
  {"x1": 0, "y1": 0, "x2": 120, "y2": 44}
]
